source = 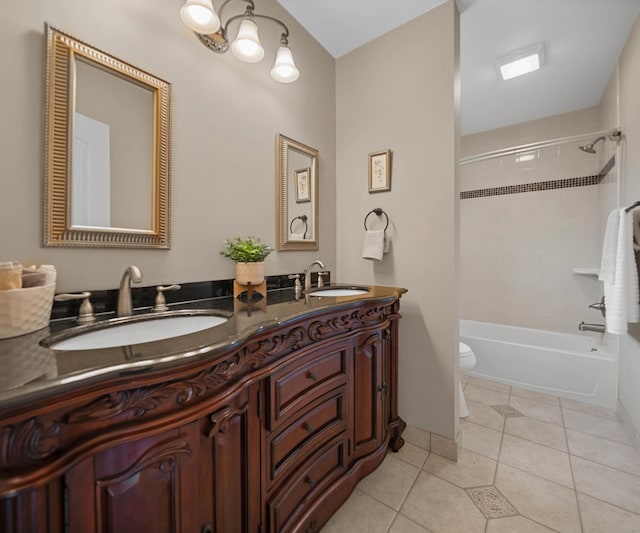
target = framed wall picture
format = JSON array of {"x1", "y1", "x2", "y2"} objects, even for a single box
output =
[
  {"x1": 295, "y1": 167, "x2": 311, "y2": 203},
  {"x1": 368, "y1": 149, "x2": 391, "y2": 193}
]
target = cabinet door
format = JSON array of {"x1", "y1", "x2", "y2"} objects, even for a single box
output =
[
  {"x1": 200, "y1": 382, "x2": 262, "y2": 533},
  {"x1": 66, "y1": 424, "x2": 200, "y2": 533},
  {"x1": 352, "y1": 331, "x2": 386, "y2": 459}
]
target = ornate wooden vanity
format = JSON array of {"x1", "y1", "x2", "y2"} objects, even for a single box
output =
[{"x1": 0, "y1": 287, "x2": 406, "y2": 533}]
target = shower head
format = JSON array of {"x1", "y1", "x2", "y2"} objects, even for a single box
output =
[{"x1": 579, "y1": 136, "x2": 606, "y2": 154}]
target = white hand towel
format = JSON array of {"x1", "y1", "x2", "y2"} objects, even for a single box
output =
[
  {"x1": 290, "y1": 232, "x2": 305, "y2": 240},
  {"x1": 599, "y1": 209, "x2": 619, "y2": 284},
  {"x1": 605, "y1": 208, "x2": 640, "y2": 334},
  {"x1": 362, "y1": 229, "x2": 385, "y2": 261}
]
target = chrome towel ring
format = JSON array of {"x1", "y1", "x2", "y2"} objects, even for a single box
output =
[{"x1": 364, "y1": 208, "x2": 389, "y2": 231}]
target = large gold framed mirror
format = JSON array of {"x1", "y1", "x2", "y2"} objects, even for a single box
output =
[
  {"x1": 276, "y1": 133, "x2": 318, "y2": 251},
  {"x1": 44, "y1": 25, "x2": 171, "y2": 248}
]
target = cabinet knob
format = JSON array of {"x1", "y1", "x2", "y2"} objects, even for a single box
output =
[
  {"x1": 305, "y1": 476, "x2": 317, "y2": 489},
  {"x1": 308, "y1": 372, "x2": 318, "y2": 381},
  {"x1": 201, "y1": 525, "x2": 213, "y2": 533},
  {"x1": 303, "y1": 422, "x2": 314, "y2": 433},
  {"x1": 377, "y1": 383, "x2": 388, "y2": 394}
]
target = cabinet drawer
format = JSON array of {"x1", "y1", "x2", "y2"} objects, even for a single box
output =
[
  {"x1": 270, "y1": 345, "x2": 348, "y2": 427},
  {"x1": 267, "y1": 387, "x2": 346, "y2": 486},
  {"x1": 268, "y1": 434, "x2": 347, "y2": 533}
]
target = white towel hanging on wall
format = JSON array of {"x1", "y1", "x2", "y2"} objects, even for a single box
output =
[
  {"x1": 600, "y1": 207, "x2": 640, "y2": 334},
  {"x1": 362, "y1": 229, "x2": 385, "y2": 261}
]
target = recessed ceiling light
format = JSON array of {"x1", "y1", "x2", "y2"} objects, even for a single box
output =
[{"x1": 496, "y1": 43, "x2": 545, "y2": 81}]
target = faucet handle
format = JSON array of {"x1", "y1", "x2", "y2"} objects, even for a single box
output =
[
  {"x1": 288, "y1": 274, "x2": 302, "y2": 293},
  {"x1": 588, "y1": 296, "x2": 606, "y2": 317},
  {"x1": 55, "y1": 292, "x2": 96, "y2": 324},
  {"x1": 317, "y1": 272, "x2": 328, "y2": 288},
  {"x1": 153, "y1": 285, "x2": 181, "y2": 312}
]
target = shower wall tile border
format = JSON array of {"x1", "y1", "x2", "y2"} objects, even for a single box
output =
[
  {"x1": 460, "y1": 155, "x2": 615, "y2": 201},
  {"x1": 460, "y1": 175, "x2": 599, "y2": 200}
]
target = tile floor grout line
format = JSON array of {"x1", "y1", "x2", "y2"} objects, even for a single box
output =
[
  {"x1": 351, "y1": 486, "x2": 402, "y2": 518},
  {"x1": 566, "y1": 420, "x2": 637, "y2": 443},
  {"x1": 574, "y1": 488, "x2": 640, "y2": 519},
  {"x1": 497, "y1": 456, "x2": 580, "y2": 492},
  {"x1": 391, "y1": 443, "x2": 430, "y2": 470},
  {"x1": 561, "y1": 402, "x2": 621, "y2": 421},
  {"x1": 390, "y1": 451, "x2": 442, "y2": 533},
  {"x1": 567, "y1": 449, "x2": 640, "y2": 479},
  {"x1": 563, "y1": 421, "x2": 635, "y2": 447},
  {"x1": 560, "y1": 399, "x2": 585, "y2": 533},
  {"x1": 501, "y1": 430, "x2": 573, "y2": 456}
]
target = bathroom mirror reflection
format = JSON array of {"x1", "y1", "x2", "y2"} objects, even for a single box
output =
[
  {"x1": 44, "y1": 25, "x2": 171, "y2": 248},
  {"x1": 276, "y1": 133, "x2": 319, "y2": 251}
]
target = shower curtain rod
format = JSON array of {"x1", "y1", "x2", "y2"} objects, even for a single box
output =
[{"x1": 460, "y1": 128, "x2": 621, "y2": 166}]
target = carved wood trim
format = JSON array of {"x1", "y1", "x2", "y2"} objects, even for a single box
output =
[
  {"x1": 308, "y1": 307, "x2": 387, "y2": 341},
  {"x1": 67, "y1": 354, "x2": 244, "y2": 424},
  {"x1": 0, "y1": 418, "x2": 61, "y2": 469},
  {"x1": 95, "y1": 436, "x2": 191, "y2": 487},
  {"x1": 207, "y1": 404, "x2": 248, "y2": 438}
]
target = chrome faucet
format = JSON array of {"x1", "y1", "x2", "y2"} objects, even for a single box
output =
[
  {"x1": 578, "y1": 322, "x2": 605, "y2": 334},
  {"x1": 304, "y1": 260, "x2": 326, "y2": 293},
  {"x1": 117, "y1": 265, "x2": 142, "y2": 317}
]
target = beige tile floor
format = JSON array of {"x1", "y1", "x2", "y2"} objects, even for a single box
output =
[{"x1": 321, "y1": 375, "x2": 640, "y2": 533}]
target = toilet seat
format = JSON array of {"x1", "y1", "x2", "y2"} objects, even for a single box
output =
[{"x1": 459, "y1": 341, "x2": 476, "y2": 371}]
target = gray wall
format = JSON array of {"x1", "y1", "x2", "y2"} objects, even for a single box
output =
[
  {"x1": 335, "y1": 1, "x2": 460, "y2": 439},
  {"x1": 1, "y1": 0, "x2": 336, "y2": 292}
]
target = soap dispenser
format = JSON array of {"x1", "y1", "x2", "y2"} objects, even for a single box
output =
[{"x1": 288, "y1": 274, "x2": 302, "y2": 299}]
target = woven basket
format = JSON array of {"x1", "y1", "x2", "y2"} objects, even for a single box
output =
[{"x1": 0, "y1": 283, "x2": 56, "y2": 339}]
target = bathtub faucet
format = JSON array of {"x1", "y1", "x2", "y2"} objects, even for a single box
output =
[{"x1": 578, "y1": 322, "x2": 605, "y2": 334}]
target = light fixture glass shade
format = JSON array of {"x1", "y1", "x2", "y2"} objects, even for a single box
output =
[
  {"x1": 180, "y1": 0, "x2": 220, "y2": 34},
  {"x1": 231, "y1": 19, "x2": 265, "y2": 63},
  {"x1": 270, "y1": 46, "x2": 300, "y2": 83},
  {"x1": 496, "y1": 43, "x2": 545, "y2": 81}
]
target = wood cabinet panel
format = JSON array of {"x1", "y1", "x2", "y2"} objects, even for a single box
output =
[
  {"x1": 353, "y1": 332, "x2": 385, "y2": 459},
  {"x1": 270, "y1": 344, "x2": 348, "y2": 427},
  {"x1": 202, "y1": 383, "x2": 261, "y2": 533},
  {"x1": 267, "y1": 434, "x2": 347, "y2": 533},
  {"x1": 66, "y1": 428, "x2": 196, "y2": 533},
  {"x1": 268, "y1": 387, "x2": 346, "y2": 487},
  {"x1": 0, "y1": 480, "x2": 63, "y2": 533}
]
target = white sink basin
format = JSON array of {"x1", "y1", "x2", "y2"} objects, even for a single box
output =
[
  {"x1": 50, "y1": 314, "x2": 228, "y2": 351},
  {"x1": 308, "y1": 288, "x2": 369, "y2": 297}
]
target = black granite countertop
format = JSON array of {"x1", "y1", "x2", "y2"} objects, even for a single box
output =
[{"x1": 0, "y1": 285, "x2": 406, "y2": 409}]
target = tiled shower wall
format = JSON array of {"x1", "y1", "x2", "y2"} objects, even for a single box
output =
[{"x1": 460, "y1": 107, "x2": 609, "y2": 333}]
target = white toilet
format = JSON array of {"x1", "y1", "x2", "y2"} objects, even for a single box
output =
[{"x1": 459, "y1": 341, "x2": 477, "y2": 417}]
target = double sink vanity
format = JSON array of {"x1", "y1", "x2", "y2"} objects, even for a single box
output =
[{"x1": 0, "y1": 278, "x2": 406, "y2": 533}]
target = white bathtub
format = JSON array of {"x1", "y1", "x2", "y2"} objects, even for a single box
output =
[{"x1": 460, "y1": 320, "x2": 617, "y2": 409}]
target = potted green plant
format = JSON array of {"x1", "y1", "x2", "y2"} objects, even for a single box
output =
[{"x1": 221, "y1": 236, "x2": 273, "y2": 285}]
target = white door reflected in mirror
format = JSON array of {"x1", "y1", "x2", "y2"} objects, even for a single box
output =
[{"x1": 71, "y1": 113, "x2": 111, "y2": 227}]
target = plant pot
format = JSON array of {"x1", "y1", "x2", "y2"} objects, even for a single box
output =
[{"x1": 235, "y1": 261, "x2": 265, "y2": 286}]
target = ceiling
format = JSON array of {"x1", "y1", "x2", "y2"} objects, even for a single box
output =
[{"x1": 276, "y1": 0, "x2": 640, "y2": 135}]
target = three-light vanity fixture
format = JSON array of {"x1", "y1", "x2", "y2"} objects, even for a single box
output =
[{"x1": 180, "y1": 0, "x2": 300, "y2": 83}]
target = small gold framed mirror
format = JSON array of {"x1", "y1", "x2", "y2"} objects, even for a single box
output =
[
  {"x1": 44, "y1": 25, "x2": 171, "y2": 248},
  {"x1": 276, "y1": 133, "x2": 319, "y2": 251}
]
